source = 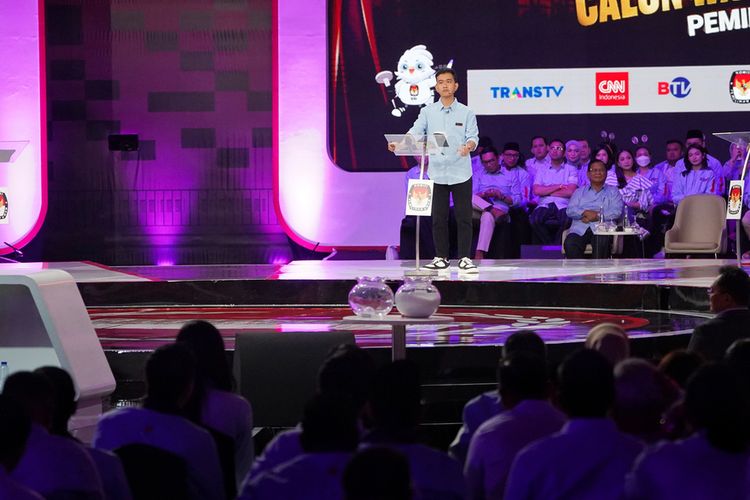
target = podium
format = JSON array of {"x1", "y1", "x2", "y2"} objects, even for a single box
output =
[
  {"x1": 713, "y1": 131, "x2": 750, "y2": 266},
  {"x1": 386, "y1": 133, "x2": 449, "y2": 276}
]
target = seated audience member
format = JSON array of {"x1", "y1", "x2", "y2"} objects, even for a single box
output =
[
  {"x1": 400, "y1": 156, "x2": 436, "y2": 260},
  {"x1": 4, "y1": 372, "x2": 104, "y2": 499},
  {"x1": 675, "y1": 129, "x2": 725, "y2": 193},
  {"x1": 565, "y1": 139, "x2": 581, "y2": 168},
  {"x1": 625, "y1": 364, "x2": 750, "y2": 500},
  {"x1": 472, "y1": 145, "x2": 522, "y2": 259},
  {"x1": 612, "y1": 359, "x2": 675, "y2": 444},
  {"x1": 672, "y1": 144, "x2": 720, "y2": 205},
  {"x1": 605, "y1": 148, "x2": 655, "y2": 256},
  {"x1": 524, "y1": 135, "x2": 549, "y2": 183},
  {"x1": 177, "y1": 320, "x2": 253, "y2": 490},
  {"x1": 530, "y1": 139, "x2": 578, "y2": 244},
  {"x1": 471, "y1": 136, "x2": 495, "y2": 175},
  {"x1": 503, "y1": 142, "x2": 534, "y2": 255},
  {"x1": 653, "y1": 139, "x2": 683, "y2": 193},
  {"x1": 35, "y1": 366, "x2": 132, "y2": 500},
  {"x1": 725, "y1": 339, "x2": 750, "y2": 395},
  {"x1": 239, "y1": 394, "x2": 358, "y2": 500},
  {"x1": 343, "y1": 448, "x2": 412, "y2": 500},
  {"x1": 584, "y1": 323, "x2": 630, "y2": 366},
  {"x1": 594, "y1": 143, "x2": 616, "y2": 172},
  {"x1": 688, "y1": 265, "x2": 750, "y2": 361},
  {"x1": 564, "y1": 160, "x2": 624, "y2": 259},
  {"x1": 465, "y1": 353, "x2": 565, "y2": 500},
  {"x1": 657, "y1": 349, "x2": 704, "y2": 390},
  {"x1": 449, "y1": 331, "x2": 547, "y2": 464},
  {"x1": 657, "y1": 349, "x2": 704, "y2": 441},
  {"x1": 247, "y1": 344, "x2": 375, "y2": 481},
  {"x1": 578, "y1": 139, "x2": 591, "y2": 168},
  {"x1": 606, "y1": 149, "x2": 654, "y2": 221},
  {"x1": 723, "y1": 141, "x2": 747, "y2": 183},
  {"x1": 632, "y1": 145, "x2": 670, "y2": 256},
  {"x1": 0, "y1": 394, "x2": 44, "y2": 500},
  {"x1": 94, "y1": 343, "x2": 225, "y2": 500},
  {"x1": 504, "y1": 349, "x2": 643, "y2": 500},
  {"x1": 361, "y1": 360, "x2": 466, "y2": 500}
]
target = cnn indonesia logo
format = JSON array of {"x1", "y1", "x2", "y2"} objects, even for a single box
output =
[
  {"x1": 658, "y1": 77, "x2": 692, "y2": 98},
  {"x1": 596, "y1": 72, "x2": 629, "y2": 106}
]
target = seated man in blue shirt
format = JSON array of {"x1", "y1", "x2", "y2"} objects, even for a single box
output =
[
  {"x1": 564, "y1": 160, "x2": 624, "y2": 259},
  {"x1": 472, "y1": 145, "x2": 522, "y2": 259}
]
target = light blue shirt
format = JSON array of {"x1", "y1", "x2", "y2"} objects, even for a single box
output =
[
  {"x1": 473, "y1": 167, "x2": 522, "y2": 212},
  {"x1": 672, "y1": 167, "x2": 718, "y2": 204},
  {"x1": 505, "y1": 418, "x2": 643, "y2": 500},
  {"x1": 675, "y1": 154, "x2": 724, "y2": 194},
  {"x1": 566, "y1": 184, "x2": 624, "y2": 236},
  {"x1": 406, "y1": 99, "x2": 478, "y2": 185}
]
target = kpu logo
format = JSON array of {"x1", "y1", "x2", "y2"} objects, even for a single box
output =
[
  {"x1": 595, "y1": 72, "x2": 629, "y2": 106},
  {"x1": 730, "y1": 70, "x2": 750, "y2": 104},
  {"x1": 658, "y1": 77, "x2": 692, "y2": 98}
]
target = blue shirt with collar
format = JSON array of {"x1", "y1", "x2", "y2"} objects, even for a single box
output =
[
  {"x1": 566, "y1": 183, "x2": 623, "y2": 236},
  {"x1": 473, "y1": 166, "x2": 522, "y2": 212},
  {"x1": 406, "y1": 99, "x2": 478, "y2": 185}
]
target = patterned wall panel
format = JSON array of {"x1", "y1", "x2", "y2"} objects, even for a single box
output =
[{"x1": 42, "y1": 0, "x2": 282, "y2": 264}]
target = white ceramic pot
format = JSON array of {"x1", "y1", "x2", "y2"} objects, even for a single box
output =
[{"x1": 395, "y1": 276, "x2": 441, "y2": 318}]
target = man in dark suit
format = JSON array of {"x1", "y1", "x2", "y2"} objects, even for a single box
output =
[{"x1": 688, "y1": 265, "x2": 750, "y2": 361}]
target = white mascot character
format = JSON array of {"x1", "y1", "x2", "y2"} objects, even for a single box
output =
[{"x1": 376, "y1": 45, "x2": 450, "y2": 117}]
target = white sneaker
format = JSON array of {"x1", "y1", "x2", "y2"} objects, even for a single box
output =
[
  {"x1": 457, "y1": 257, "x2": 478, "y2": 273},
  {"x1": 422, "y1": 257, "x2": 449, "y2": 270}
]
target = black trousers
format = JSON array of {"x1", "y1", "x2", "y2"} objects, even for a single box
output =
[
  {"x1": 564, "y1": 227, "x2": 613, "y2": 259},
  {"x1": 530, "y1": 203, "x2": 569, "y2": 244},
  {"x1": 433, "y1": 178, "x2": 473, "y2": 259}
]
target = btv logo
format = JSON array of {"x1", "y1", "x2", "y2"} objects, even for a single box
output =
[
  {"x1": 658, "y1": 77, "x2": 692, "y2": 98},
  {"x1": 596, "y1": 72, "x2": 629, "y2": 106}
]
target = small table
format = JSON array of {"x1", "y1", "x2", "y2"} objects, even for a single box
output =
[
  {"x1": 593, "y1": 227, "x2": 648, "y2": 257},
  {"x1": 342, "y1": 314, "x2": 454, "y2": 360}
]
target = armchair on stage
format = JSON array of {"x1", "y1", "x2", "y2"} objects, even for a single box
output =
[{"x1": 664, "y1": 194, "x2": 727, "y2": 257}]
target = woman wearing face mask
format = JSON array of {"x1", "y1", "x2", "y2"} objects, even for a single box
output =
[
  {"x1": 672, "y1": 144, "x2": 719, "y2": 206},
  {"x1": 633, "y1": 147, "x2": 671, "y2": 257}
]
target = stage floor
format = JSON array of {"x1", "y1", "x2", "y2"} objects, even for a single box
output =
[
  {"x1": 15, "y1": 258, "x2": 739, "y2": 287},
  {"x1": 0, "y1": 258, "x2": 726, "y2": 352}
]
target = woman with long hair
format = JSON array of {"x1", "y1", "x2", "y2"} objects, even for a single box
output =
[
  {"x1": 672, "y1": 144, "x2": 719, "y2": 205},
  {"x1": 177, "y1": 320, "x2": 253, "y2": 494}
]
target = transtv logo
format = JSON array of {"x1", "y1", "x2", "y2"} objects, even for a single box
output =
[
  {"x1": 657, "y1": 77, "x2": 692, "y2": 98},
  {"x1": 595, "y1": 72, "x2": 629, "y2": 106}
]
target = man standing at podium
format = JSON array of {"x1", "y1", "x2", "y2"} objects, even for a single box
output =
[{"x1": 390, "y1": 68, "x2": 479, "y2": 273}]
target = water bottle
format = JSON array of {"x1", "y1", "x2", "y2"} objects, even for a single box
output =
[{"x1": 0, "y1": 361, "x2": 8, "y2": 391}]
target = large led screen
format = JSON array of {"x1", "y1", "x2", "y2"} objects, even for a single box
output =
[{"x1": 329, "y1": 0, "x2": 750, "y2": 172}]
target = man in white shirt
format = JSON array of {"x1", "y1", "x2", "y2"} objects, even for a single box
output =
[
  {"x1": 504, "y1": 349, "x2": 643, "y2": 500},
  {"x1": 529, "y1": 139, "x2": 578, "y2": 244},
  {"x1": 465, "y1": 353, "x2": 566, "y2": 500}
]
